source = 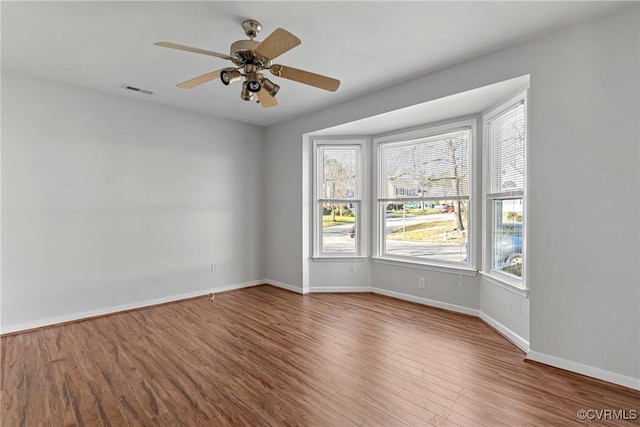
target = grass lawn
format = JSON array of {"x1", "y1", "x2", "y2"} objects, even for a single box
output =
[
  {"x1": 387, "y1": 220, "x2": 466, "y2": 243},
  {"x1": 386, "y1": 208, "x2": 442, "y2": 217},
  {"x1": 323, "y1": 215, "x2": 356, "y2": 227}
]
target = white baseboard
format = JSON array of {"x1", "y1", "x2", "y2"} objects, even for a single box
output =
[
  {"x1": 270, "y1": 280, "x2": 528, "y2": 355},
  {"x1": 213, "y1": 280, "x2": 265, "y2": 293},
  {"x1": 264, "y1": 279, "x2": 303, "y2": 294},
  {"x1": 526, "y1": 351, "x2": 640, "y2": 391},
  {"x1": 479, "y1": 311, "x2": 529, "y2": 352},
  {"x1": 310, "y1": 286, "x2": 371, "y2": 293},
  {"x1": 371, "y1": 287, "x2": 480, "y2": 317},
  {"x1": 0, "y1": 280, "x2": 263, "y2": 335},
  {"x1": 368, "y1": 287, "x2": 530, "y2": 354}
]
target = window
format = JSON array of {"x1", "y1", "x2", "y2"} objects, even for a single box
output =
[
  {"x1": 375, "y1": 120, "x2": 474, "y2": 266},
  {"x1": 313, "y1": 141, "x2": 364, "y2": 257},
  {"x1": 484, "y1": 93, "x2": 526, "y2": 286}
]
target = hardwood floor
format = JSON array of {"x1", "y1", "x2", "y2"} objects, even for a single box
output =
[{"x1": 2, "y1": 285, "x2": 639, "y2": 426}]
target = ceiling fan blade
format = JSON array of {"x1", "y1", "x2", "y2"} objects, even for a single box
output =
[
  {"x1": 154, "y1": 42, "x2": 232, "y2": 60},
  {"x1": 270, "y1": 65, "x2": 340, "y2": 92},
  {"x1": 257, "y1": 88, "x2": 278, "y2": 108},
  {"x1": 252, "y1": 28, "x2": 301, "y2": 61},
  {"x1": 176, "y1": 69, "x2": 223, "y2": 89}
]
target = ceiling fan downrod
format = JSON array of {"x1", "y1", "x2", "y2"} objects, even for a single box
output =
[{"x1": 242, "y1": 19, "x2": 262, "y2": 40}]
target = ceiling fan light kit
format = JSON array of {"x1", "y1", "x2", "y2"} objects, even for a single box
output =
[
  {"x1": 240, "y1": 81, "x2": 253, "y2": 101},
  {"x1": 260, "y1": 77, "x2": 280, "y2": 97},
  {"x1": 220, "y1": 68, "x2": 242, "y2": 86},
  {"x1": 154, "y1": 19, "x2": 340, "y2": 108}
]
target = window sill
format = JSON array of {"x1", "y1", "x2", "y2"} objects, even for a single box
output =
[
  {"x1": 372, "y1": 257, "x2": 477, "y2": 277},
  {"x1": 479, "y1": 271, "x2": 528, "y2": 297},
  {"x1": 312, "y1": 256, "x2": 367, "y2": 262}
]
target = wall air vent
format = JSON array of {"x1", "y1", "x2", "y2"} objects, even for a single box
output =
[{"x1": 123, "y1": 84, "x2": 154, "y2": 95}]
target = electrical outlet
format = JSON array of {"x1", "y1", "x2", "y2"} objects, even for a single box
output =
[
  {"x1": 211, "y1": 262, "x2": 219, "y2": 272},
  {"x1": 418, "y1": 277, "x2": 426, "y2": 289}
]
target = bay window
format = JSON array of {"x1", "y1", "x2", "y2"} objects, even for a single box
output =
[{"x1": 310, "y1": 86, "x2": 528, "y2": 281}]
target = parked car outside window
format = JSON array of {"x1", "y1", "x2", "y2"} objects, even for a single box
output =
[{"x1": 496, "y1": 222, "x2": 522, "y2": 267}]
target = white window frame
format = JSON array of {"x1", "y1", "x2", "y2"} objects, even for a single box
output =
[
  {"x1": 312, "y1": 138, "x2": 366, "y2": 258},
  {"x1": 374, "y1": 119, "x2": 476, "y2": 269},
  {"x1": 482, "y1": 91, "x2": 528, "y2": 290}
]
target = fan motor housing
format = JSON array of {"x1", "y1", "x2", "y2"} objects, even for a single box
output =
[{"x1": 230, "y1": 40, "x2": 261, "y2": 65}]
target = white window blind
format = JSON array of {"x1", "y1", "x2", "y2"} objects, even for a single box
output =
[
  {"x1": 380, "y1": 128, "x2": 470, "y2": 201},
  {"x1": 487, "y1": 101, "x2": 525, "y2": 196}
]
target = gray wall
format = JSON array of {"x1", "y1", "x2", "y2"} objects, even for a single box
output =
[
  {"x1": 2, "y1": 71, "x2": 266, "y2": 331},
  {"x1": 525, "y1": 5, "x2": 639, "y2": 383},
  {"x1": 264, "y1": 5, "x2": 639, "y2": 384}
]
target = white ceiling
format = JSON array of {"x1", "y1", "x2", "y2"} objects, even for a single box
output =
[
  {"x1": 312, "y1": 74, "x2": 530, "y2": 136},
  {"x1": 1, "y1": 1, "x2": 626, "y2": 127}
]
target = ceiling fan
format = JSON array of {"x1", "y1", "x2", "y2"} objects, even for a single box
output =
[{"x1": 154, "y1": 20, "x2": 340, "y2": 108}]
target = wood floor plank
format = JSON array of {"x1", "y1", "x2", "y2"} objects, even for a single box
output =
[
  {"x1": 23, "y1": 333, "x2": 52, "y2": 425},
  {"x1": 2, "y1": 285, "x2": 639, "y2": 426},
  {"x1": 398, "y1": 388, "x2": 454, "y2": 419},
  {"x1": 1, "y1": 334, "x2": 27, "y2": 427},
  {"x1": 40, "y1": 329, "x2": 78, "y2": 427},
  {"x1": 333, "y1": 390, "x2": 411, "y2": 427},
  {"x1": 429, "y1": 414, "x2": 461, "y2": 427}
]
